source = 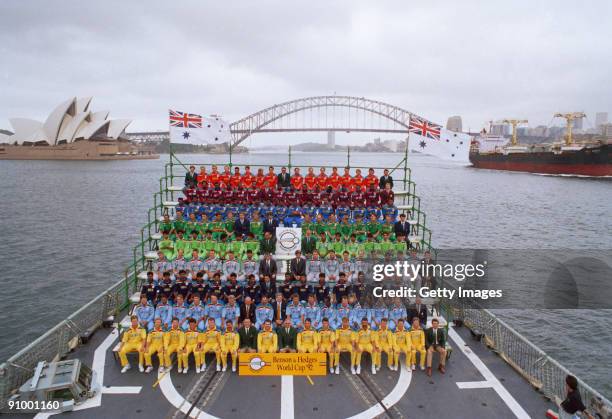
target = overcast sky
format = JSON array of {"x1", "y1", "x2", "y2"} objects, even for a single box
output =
[{"x1": 0, "y1": 0, "x2": 610, "y2": 145}]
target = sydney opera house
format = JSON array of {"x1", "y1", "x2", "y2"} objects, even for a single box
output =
[{"x1": 0, "y1": 97, "x2": 158, "y2": 160}]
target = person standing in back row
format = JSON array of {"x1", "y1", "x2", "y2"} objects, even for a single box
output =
[
  {"x1": 379, "y1": 169, "x2": 393, "y2": 189},
  {"x1": 277, "y1": 166, "x2": 291, "y2": 188}
]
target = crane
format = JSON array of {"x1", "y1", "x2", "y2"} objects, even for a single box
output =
[
  {"x1": 501, "y1": 119, "x2": 529, "y2": 146},
  {"x1": 554, "y1": 112, "x2": 586, "y2": 146}
]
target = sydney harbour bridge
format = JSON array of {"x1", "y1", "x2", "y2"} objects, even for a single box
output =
[{"x1": 127, "y1": 95, "x2": 416, "y2": 146}]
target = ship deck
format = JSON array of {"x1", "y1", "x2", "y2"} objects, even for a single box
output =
[{"x1": 25, "y1": 318, "x2": 554, "y2": 419}]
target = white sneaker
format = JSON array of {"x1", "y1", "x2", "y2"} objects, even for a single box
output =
[
  {"x1": 411, "y1": 364, "x2": 416, "y2": 370},
  {"x1": 376, "y1": 365, "x2": 381, "y2": 371},
  {"x1": 335, "y1": 365, "x2": 340, "y2": 375},
  {"x1": 371, "y1": 365, "x2": 377, "y2": 375},
  {"x1": 356, "y1": 365, "x2": 361, "y2": 375},
  {"x1": 201, "y1": 363, "x2": 206, "y2": 371},
  {"x1": 159, "y1": 366, "x2": 165, "y2": 373},
  {"x1": 330, "y1": 366, "x2": 334, "y2": 373},
  {"x1": 195, "y1": 366, "x2": 201, "y2": 374},
  {"x1": 138, "y1": 365, "x2": 145, "y2": 373},
  {"x1": 177, "y1": 367, "x2": 183, "y2": 373},
  {"x1": 121, "y1": 364, "x2": 131, "y2": 374},
  {"x1": 145, "y1": 366, "x2": 153, "y2": 373},
  {"x1": 351, "y1": 366, "x2": 356, "y2": 375},
  {"x1": 216, "y1": 363, "x2": 221, "y2": 372},
  {"x1": 222, "y1": 365, "x2": 227, "y2": 372},
  {"x1": 420, "y1": 365, "x2": 425, "y2": 371},
  {"x1": 232, "y1": 365, "x2": 236, "y2": 372}
]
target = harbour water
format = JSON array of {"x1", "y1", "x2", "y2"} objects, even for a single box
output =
[{"x1": 0, "y1": 152, "x2": 610, "y2": 398}]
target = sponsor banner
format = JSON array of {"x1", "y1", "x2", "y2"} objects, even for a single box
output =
[
  {"x1": 275, "y1": 227, "x2": 301, "y2": 256},
  {"x1": 238, "y1": 353, "x2": 327, "y2": 376}
]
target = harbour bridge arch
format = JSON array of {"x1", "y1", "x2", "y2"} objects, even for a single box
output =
[{"x1": 229, "y1": 95, "x2": 415, "y2": 146}]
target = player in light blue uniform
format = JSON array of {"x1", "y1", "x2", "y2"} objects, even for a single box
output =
[
  {"x1": 303, "y1": 295, "x2": 322, "y2": 330},
  {"x1": 171, "y1": 295, "x2": 191, "y2": 330},
  {"x1": 324, "y1": 252, "x2": 340, "y2": 283},
  {"x1": 222, "y1": 253, "x2": 241, "y2": 282},
  {"x1": 241, "y1": 252, "x2": 258, "y2": 286},
  {"x1": 133, "y1": 296, "x2": 155, "y2": 331},
  {"x1": 221, "y1": 295, "x2": 240, "y2": 330},
  {"x1": 335, "y1": 297, "x2": 352, "y2": 330},
  {"x1": 350, "y1": 302, "x2": 370, "y2": 330},
  {"x1": 286, "y1": 294, "x2": 304, "y2": 330},
  {"x1": 189, "y1": 295, "x2": 207, "y2": 331},
  {"x1": 320, "y1": 300, "x2": 337, "y2": 330},
  {"x1": 388, "y1": 299, "x2": 407, "y2": 331},
  {"x1": 154, "y1": 295, "x2": 172, "y2": 330},
  {"x1": 255, "y1": 295, "x2": 274, "y2": 329},
  {"x1": 203, "y1": 250, "x2": 222, "y2": 281},
  {"x1": 205, "y1": 295, "x2": 224, "y2": 329},
  {"x1": 370, "y1": 301, "x2": 389, "y2": 331},
  {"x1": 306, "y1": 253, "x2": 324, "y2": 283}
]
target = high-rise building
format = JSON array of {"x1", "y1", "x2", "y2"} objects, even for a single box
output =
[
  {"x1": 446, "y1": 115, "x2": 462, "y2": 132},
  {"x1": 595, "y1": 112, "x2": 608, "y2": 128},
  {"x1": 327, "y1": 131, "x2": 335, "y2": 148},
  {"x1": 490, "y1": 124, "x2": 510, "y2": 136}
]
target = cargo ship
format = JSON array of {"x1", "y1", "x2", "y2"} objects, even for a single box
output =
[
  {"x1": 1, "y1": 148, "x2": 610, "y2": 419},
  {"x1": 470, "y1": 113, "x2": 612, "y2": 177}
]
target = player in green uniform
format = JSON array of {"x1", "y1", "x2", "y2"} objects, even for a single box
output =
[
  {"x1": 366, "y1": 213, "x2": 381, "y2": 242},
  {"x1": 339, "y1": 215, "x2": 354, "y2": 242},
  {"x1": 249, "y1": 212, "x2": 264, "y2": 240}
]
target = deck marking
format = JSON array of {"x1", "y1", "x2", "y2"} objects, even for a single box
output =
[
  {"x1": 344, "y1": 362, "x2": 412, "y2": 419},
  {"x1": 456, "y1": 380, "x2": 493, "y2": 389},
  {"x1": 281, "y1": 375, "x2": 295, "y2": 419},
  {"x1": 448, "y1": 327, "x2": 530, "y2": 419},
  {"x1": 34, "y1": 328, "x2": 142, "y2": 419},
  {"x1": 157, "y1": 369, "x2": 220, "y2": 419},
  {"x1": 306, "y1": 375, "x2": 314, "y2": 385}
]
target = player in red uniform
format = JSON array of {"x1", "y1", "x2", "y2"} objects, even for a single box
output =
[
  {"x1": 328, "y1": 167, "x2": 342, "y2": 190},
  {"x1": 379, "y1": 182, "x2": 395, "y2": 205},
  {"x1": 197, "y1": 166, "x2": 208, "y2": 187},
  {"x1": 230, "y1": 167, "x2": 242, "y2": 189},
  {"x1": 304, "y1": 167, "x2": 317, "y2": 190},
  {"x1": 340, "y1": 167, "x2": 353, "y2": 190},
  {"x1": 208, "y1": 165, "x2": 221, "y2": 186},
  {"x1": 351, "y1": 185, "x2": 366, "y2": 208},
  {"x1": 364, "y1": 184, "x2": 380, "y2": 207},
  {"x1": 264, "y1": 166, "x2": 278, "y2": 189},
  {"x1": 291, "y1": 168, "x2": 304, "y2": 190},
  {"x1": 316, "y1": 167, "x2": 328, "y2": 190},
  {"x1": 255, "y1": 168, "x2": 266, "y2": 189},
  {"x1": 365, "y1": 168, "x2": 378, "y2": 189},
  {"x1": 242, "y1": 166, "x2": 255, "y2": 189},
  {"x1": 352, "y1": 169, "x2": 365, "y2": 192},
  {"x1": 220, "y1": 165, "x2": 231, "y2": 186},
  {"x1": 298, "y1": 185, "x2": 312, "y2": 206}
]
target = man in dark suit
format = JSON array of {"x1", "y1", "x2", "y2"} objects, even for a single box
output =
[
  {"x1": 290, "y1": 250, "x2": 306, "y2": 280},
  {"x1": 394, "y1": 213, "x2": 411, "y2": 238},
  {"x1": 378, "y1": 168, "x2": 393, "y2": 189},
  {"x1": 276, "y1": 317, "x2": 298, "y2": 352},
  {"x1": 277, "y1": 166, "x2": 291, "y2": 189},
  {"x1": 425, "y1": 318, "x2": 447, "y2": 376},
  {"x1": 259, "y1": 253, "x2": 278, "y2": 283},
  {"x1": 239, "y1": 296, "x2": 256, "y2": 324},
  {"x1": 237, "y1": 318, "x2": 258, "y2": 353},
  {"x1": 271, "y1": 292, "x2": 287, "y2": 327},
  {"x1": 260, "y1": 232, "x2": 276, "y2": 254},
  {"x1": 234, "y1": 212, "x2": 250, "y2": 240},
  {"x1": 263, "y1": 213, "x2": 279, "y2": 236},
  {"x1": 301, "y1": 229, "x2": 317, "y2": 256},
  {"x1": 185, "y1": 165, "x2": 198, "y2": 188},
  {"x1": 407, "y1": 297, "x2": 428, "y2": 326}
]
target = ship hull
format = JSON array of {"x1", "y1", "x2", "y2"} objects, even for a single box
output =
[
  {"x1": 469, "y1": 144, "x2": 611, "y2": 176},
  {"x1": 0, "y1": 139, "x2": 159, "y2": 160}
]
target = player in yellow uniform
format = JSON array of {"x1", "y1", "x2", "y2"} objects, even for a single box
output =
[
  {"x1": 410, "y1": 318, "x2": 426, "y2": 371},
  {"x1": 392, "y1": 318, "x2": 412, "y2": 370},
  {"x1": 297, "y1": 318, "x2": 319, "y2": 353},
  {"x1": 164, "y1": 317, "x2": 186, "y2": 371},
  {"x1": 374, "y1": 318, "x2": 394, "y2": 371},
  {"x1": 257, "y1": 320, "x2": 278, "y2": 353},
  {"x1": 317, "y1": 317, "x2": 336, "y2": 374},
  {"x1": 144, "y1": 318, "x2": 165, "y2": 373},
  {"x1": 181, "y1": 318, "x2": 201, "y2": 373},
  {"x1": 119, "y1": 315, "x2": 146, "y2": 373},
  {"x1": 197, "y1": 318, "x2": 223, "y2": 371},
  {"x1": 221, "y1": 320, "x2": 239, "y2": 372},
  {"x1": 335, "y1": 317, "x2": 356, "y2": 374},
  {"x1": 354, "y1": 318, "x2": 379, "y2": 375}
]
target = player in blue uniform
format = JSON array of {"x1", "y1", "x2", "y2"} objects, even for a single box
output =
[{"x1": 134, "y1": 296, "x2": 155, "y2": 331}]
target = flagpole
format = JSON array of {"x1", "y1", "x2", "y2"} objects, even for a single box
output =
[{"x1": 403, "y1": 131, "x2": 410, "y2": 209}]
